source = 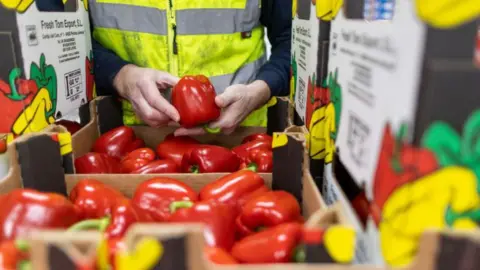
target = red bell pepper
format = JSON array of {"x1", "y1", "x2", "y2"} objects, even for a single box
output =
[
  {"x1": 372, "y1": 124, "x2": 438, "y2": 224},
  {"x1": 132, "y1": 177, "x2": 198, "y2": 222},
  {"x1": 181, "y1": 145, "x2": 240, "y2": 173},
  {"x1": 56, "y1": 120, "x2": 82, "y2": 135},
  {"x1": 69, "y1": 197, "x2": 152, "y2": 240},
  {"x1": 169, "y1": 201, "x2": 237, "y2": 250},
  {"x1": 171, "y1": 75, "x2": 221, "y2": 130},
  {"x1": 232, "y1": 140, "x2": 272, "y2": 164},
  {"x1": 0, "y1": 68, "x2": 39, "y2": 133},
  {"x1": 121, "y1": 148, "x2": 156, "y2": 173},
  {"x1": 241, "y1": 134, "x2": 273, "y2": 145},
  {"x1": 122, "y1": 148, "x2": 155, "y2": 162},
  {"x1": 92, "y1": 126, "x2": 144, "y2": 159},
  {"x1": 236, "y1": 191, "x2": 302, "y2": 237},
  {"x1": 199, "y1": 170, "x2": 268, "y2": 207},
  {"x1": 231, "y1": 222, "x2": 302, "y2": 263},
  {"x1": 156, "y1": 134, "x2": 200, "y2": 167},
  {"x1": 0, "y1": 240, "x2": 28, "y2": 270},
  {"x1": 69, "y1": 179, "x2": 125, "y2": 220},
  {"x1": 239, "y1": 149, "x2": 273, "y2": 173},
  {"x1": 204, "y1": 247, "x2": 238, "y2": 265},
  {"x1": 131, "y1": 160, "x2": 179, "y2": 174},
  {"x1": 0, "y1": 189, "x2": 80, "y2": 242},
  {"x1": 75, "y1": 152, "x2": 122, "y2": 174}
]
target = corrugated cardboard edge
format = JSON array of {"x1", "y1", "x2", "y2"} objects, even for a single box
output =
[{"x1": 0, "y1": 125, "x2": 67, "y2": 193}]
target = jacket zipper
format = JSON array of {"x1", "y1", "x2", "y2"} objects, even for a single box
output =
[{"x1": 167, "y1": 0, "x2": 178, "y2": 75}]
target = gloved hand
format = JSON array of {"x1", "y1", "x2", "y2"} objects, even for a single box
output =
[
  {"x1": 114, "y1": 65, "x2": 180, "y2": 127},
  {"x1": 174, "y1": 80, "x2": 271, "y2": 136}
]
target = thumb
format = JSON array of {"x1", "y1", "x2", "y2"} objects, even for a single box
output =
[
  {"x1": 216, "y1": 86, "x2": 241, "y2": 108},
  {"x1": 154, "y1": 71, "x2": 179, "y2": 87}
]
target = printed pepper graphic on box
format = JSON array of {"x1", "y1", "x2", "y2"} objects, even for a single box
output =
[
  {"x1": 0, "y1": 0, "x2": 34, "y2": 12},
  {"x1": 308, "y1": 69, "x2": 341, "y2": 164},
  {"x1": 415, "y1": 0, "x2": 480, "y2": 29},
  {"x1": 372, "y1": 114, "x2": 480, "y2": 267},
  {"x1": 290, "y1": 54, "x2": 298, "y2": 104},
  {"x1": 85, "y1": 50, "x2": 96, "y2": 100},
  {"x1": 0, "y1": 54, "x2": 57, "y2": 135},
  {"x1": 316, "y1": 0, "x2": 343, "y2": 21}
]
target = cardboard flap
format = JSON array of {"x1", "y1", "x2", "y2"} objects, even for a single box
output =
[
  {"x1": 412, "y1": 230, "x2": 480, "y2": 270},
  {"x1": 0, "y1": 125, "x2": 71, "y2": 195},
  {"x1": 29, "y1": 230, "x2": 101, "y2": 270},
  {"x1": 95, "y1": 96, "x2": 124, "y2": 135},
  {"x1": 272, "y1": 131, "x2": 307, "y2": 204},
  {"x1": 267, "y1": 97, "x2": 291, "y2": 135}
]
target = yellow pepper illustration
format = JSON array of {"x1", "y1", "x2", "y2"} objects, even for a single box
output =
[
  {"x1": 0, "y1": 0, "x2": 33, "y2": 12},
  {"x1": 316, "y1": 0, "x2": 343, "y2": 21},
  {"x1": 308, "y1": 106, "x2": 327, "y2": 160},
  {"x1": 379, "y1": 166, "x2": 479, "y2": 267},
  {"x1": 416, "y1": 0, "x2": 480, "y2": 28},
  {"x1": 323, "y1": 102, "x2": 336, "y2": 163},
  {"x1": 11, "y1": 88, "x2": 55, "y2": 136},
  {"x1": 116, "y1": 238, "x2": 164, "y2": 270},
  {"x1": 292, "y1": 0, "x2": 297, "y2": 19}
]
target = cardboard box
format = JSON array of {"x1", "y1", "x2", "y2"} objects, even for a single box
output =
[
  {"x1": 323, "y1": 0, "x2": 480, "y2": 267},
  {"x1": 0, "y1": 0, "x2": 94, "y2": 135},
  {"x1": 71, "y1": 96, "x2": 292, "y2": 159},
  {"x1": 290, "y1": 0, "x2": 339, "y2": 189}
]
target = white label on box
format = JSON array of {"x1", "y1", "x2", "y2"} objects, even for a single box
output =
[
  {"x1": 292, "y1": 1, "x2": 319, "y2": 122},
  {"x1": 16, "y1": 2, "x2": 92, "y2": 119}
]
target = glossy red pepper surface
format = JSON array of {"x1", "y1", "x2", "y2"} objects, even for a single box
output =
[
  {"x1": 56, "y1": 120, "x2": 82, "y2": 135},
  {"x1": 236, "y1": 191, "x2": 301, "y2": 237},
  {"x1": 204, "y1": 247, "x2": 238, "y2": 265},
  {"x1": 232, "y1": 140, "x2": 272, "y2": 163},
  {"x1": 156, "y1": 134, "x2": 200, "y2": 167},
  {"x1": 0, "y1": 189, "x2": 79, "y2": 241},
  {"x1": 199, "y1": 170, "x2": 267, "y2": 208},
  {"x1": 241, "y1": 134, "x2": 273, "y2": 145},
  {"x1": 169, "y1": 201, "x2": 237, "y2": 250},
  {"x1": 104, "y1": 198, "x2": 153, "y2": 238},
  {"x1": 172, "y1": 75, "x2": 221, "y2": 128},
  {"x1": 240, "y1": 149, "x2": 273, "y2": 173},
  {"x1": 122, "y1": 148, "x2": 155, "y2": 162},
  {"x1": 181, "y1": 145, "x2": 240, "y2": 173},
  {"x1": 93, "y1": 126, "x2": 144, "y2": 159},
  {"x1": 69, "y1": 179, "x2": 124, "y2": 220},
  {"x1": 75, "y1": 152, "x2": 122, "y2": 174},
  {"x1": 131, "y1": 160, "x2": 179, "y2": 174},
  {"x1": 231, "y1": 222, "x2": 302, "y2": 263},
  {"x1": 132, "y1": 177, "x2": 198, "y2": 222}
]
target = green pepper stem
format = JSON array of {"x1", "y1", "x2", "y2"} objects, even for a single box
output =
[
  {"x1": 203, "y1": 125, "x2": 221, "y2": 134},
  {"x1": 292, "y1": 244, "x2": 306, "y2": 263},
  {"x1": 170, "y1": 201, "x2": 194, "y2": 214},
  {"x1": 245, "y1": 163, "x2": 258, "y2": 172},
  {"x1": 67, "y1": 216, "x2": 110, "y2": 232},
  {"x1": 190, "y1": 165, "x2": 199, "y2": 174},
  {"x1": 7, "y1": 68, "x2": 25, "y2": 100},
  {"x1": 18, "y1": 260, "x2": 32, "y2": 270},
  {"x1": 15, "y1": 239, "x2": 30, "y2": 252}
]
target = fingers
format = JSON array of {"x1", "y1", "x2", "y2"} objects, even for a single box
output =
[
  {"x1": 131, "y1": 98, "x2": 168, "y2": 127},
  {"x1": 174, "y1": 127, "x2": 206, "y2": 137},
  {"x1": 215, "y1": 85, "x2": 242, "y2": 108},
  {"x1": 139, "y1": 79, "x2": 180, "y2": 122},
  {"x1": 154, "y1": 71, "x2": 180, "y2": 88}
]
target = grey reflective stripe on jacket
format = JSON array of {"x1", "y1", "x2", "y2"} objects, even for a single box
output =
[{"x1": 89, "y1": 0, "x2": 266, "y2": 94}]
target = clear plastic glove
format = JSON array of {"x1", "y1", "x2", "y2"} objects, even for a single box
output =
[
  {"x1": 174, "y1": 80, "x2": 271, "y2": 136},
  {"x1": 114, "y1": 65, "x2": 180, "y2": 127}
]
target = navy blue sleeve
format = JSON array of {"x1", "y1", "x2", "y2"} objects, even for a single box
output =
[
  {"x1": 91, "y1": 38, "x2": 130, "y2": 96},
  {"x1": 256, "y1": 0, "x2": 292, "y2": 97}
]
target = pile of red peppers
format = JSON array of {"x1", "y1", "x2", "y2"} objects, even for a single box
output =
[
  {"x1": 75, "y1": 126, "x2": 274, "y2": 174},
  {"x1": 0, "y1": 170, "x2": 312, "y2": 268}
]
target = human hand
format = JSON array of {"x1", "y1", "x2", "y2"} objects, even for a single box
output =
[
  {"x1": 174, "y1": 80, "x2": 271, "y2": 136},
  {"x1": 114, "y1": 65, "x2": 180, "y2": 127}
]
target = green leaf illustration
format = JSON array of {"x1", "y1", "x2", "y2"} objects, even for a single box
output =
[
  {"x1": 30, "y1": 54, "x2": 57, "y2": 117},
  {"x1": 421, "y1": 122, "x2": 462, "y2": 167}
]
